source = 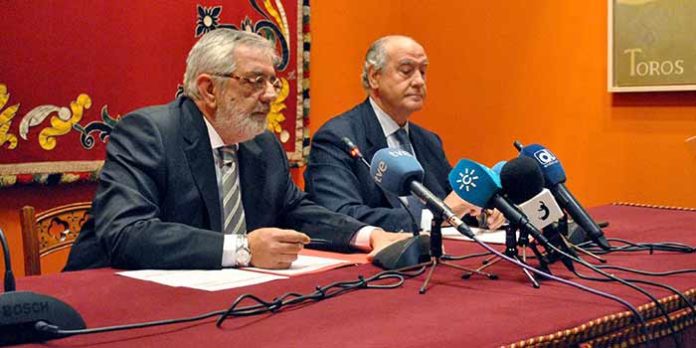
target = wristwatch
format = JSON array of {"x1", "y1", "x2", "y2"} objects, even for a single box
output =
[{"x1": 235, "y1": 235, "x2": 252, "y2": 267}]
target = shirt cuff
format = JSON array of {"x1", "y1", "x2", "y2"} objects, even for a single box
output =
[
  {"x1": 351, "y1": 225, "x2": 377, "y2": 251},
  {"x1": 222, "y1": 234, "x2": 246, "y2": 267},
  {"x1": 420, "y1": 209, "x2": 433, "y2": 231}
]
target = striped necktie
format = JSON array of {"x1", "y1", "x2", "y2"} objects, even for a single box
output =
[{"x1": 219, "y1": 146, "x2": 247, "y2": 235}]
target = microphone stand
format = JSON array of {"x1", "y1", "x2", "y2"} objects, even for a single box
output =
[
  {"x1": 464, "y1": 224, "x2": 541, "y2": 288},
  {"x1": 549, "y1": 216, "x2": 607, "y2": 264},
  {"x1": 419, "y1": 216, "x2": 497, "y2": 294}
]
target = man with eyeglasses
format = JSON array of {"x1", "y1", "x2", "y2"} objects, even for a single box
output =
[
  {"x1": 65, "y1": 29, "x2": 407, "y2": 271},
  {"x1": 305, "y1": 35, "x2": 505, "y2": 234}
]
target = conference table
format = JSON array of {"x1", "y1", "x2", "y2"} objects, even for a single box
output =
[{"x1": 13, "y1": 204, "x2": 696, "y2": 347}]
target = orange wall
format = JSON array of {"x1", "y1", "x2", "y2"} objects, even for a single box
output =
[{"x1": 311, "y1": 0, "x2": 696, "y2": 208}]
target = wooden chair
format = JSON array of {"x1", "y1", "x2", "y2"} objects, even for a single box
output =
[{"x1": 19, "y1": 202, "x2": 92, "y2": 276}]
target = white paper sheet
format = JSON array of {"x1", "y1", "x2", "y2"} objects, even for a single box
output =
[
  {"x1": 244, "y1": 254, "x2": 349, "y2": 276},
  {"x1": 441, "y1": 226, "x2": 516, "y2": 244},
  {"x1": 117, "y1": 269, "x2": 286, "y2": 291}
]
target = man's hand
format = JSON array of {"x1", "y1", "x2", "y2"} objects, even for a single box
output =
[
  {"x1": 443, "y1": 191, "x2": 505, "y2": 230},
  {"x1": 481, "y1": 209, "x2": 505, "y2": 230},
  {"x1": 367, "y1": 229, "x2": 412, "y2": 261},
  {"x1": 247, "y1": 228, "x2": 310, "y2": 269},
  {"x1": 443, "y1": 191, "x2": 481, "y2": 217}
]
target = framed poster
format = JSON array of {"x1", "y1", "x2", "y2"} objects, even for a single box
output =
[{"x1": 608, "y1": 0, "x2": 696, "y2": 92}]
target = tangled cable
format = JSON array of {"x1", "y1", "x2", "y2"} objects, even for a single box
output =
[
  {"x1": 216, "y1": 267, "x2": 424, "y2": 326},
  {"x1": 35, "y1": 267, "x2": 426, "y2": 337}
]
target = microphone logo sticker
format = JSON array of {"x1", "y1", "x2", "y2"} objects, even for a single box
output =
[
  {"x1": 374, "y1": 161, "x2": 387, "y2": 183},
  {"x1": 387, "y1": 149, "x2": 412, "y2": 158},
  {"x1": 537, "y1": 201, "x2": 550, "y2": 220},
  {"x1": 454, "y1": 168, "x2": 479, "y2": 192},
  {"x1": 533, "y1": 149, "x2": 558, "y2": 167}
]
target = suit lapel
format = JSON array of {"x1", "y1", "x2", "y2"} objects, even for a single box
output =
[
  {"x1": 359, "y1": 99, "x2": 403, "y2": 208},
  {"x1": 180, "y1": 98, "x2": 222, "y2": 232},
  {"x1": 359, "y1": 99, "x2": 389, "y2": 163}
]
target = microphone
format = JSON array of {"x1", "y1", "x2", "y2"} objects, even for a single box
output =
[
  {"x1": 0, "y1": 227, "x2": 86, "y2": 345},
  {"x1": 340, "y1": 137, "x2": 420, "y2": 234},
  {"x1": 340, "y1": 137, "x2": 371, "y2": 169},
  {"x1": 447, "y1": 158, "x2": 548, "y2": 246},
  {"x1": 1, "y1": 229, "x2": 15, "y2": 293},
  {"x1": 518, "y1": 144, "x2": 611, "y2": 250},
  {"x1": 499, "y1": 158, "x2": 577, "y2": 271},
  {"x1": 516, "y1": 189, "x2": 564, "y2": 230},
  {"x1": 370, "y1": 148, "x2": 475, "y2": 239},
  {"x1": 340, "y1": 140, "x2": 430, "y2": 269},
  {"x1": 491, "y1": 160, "x2": 507, "y2": 175}
]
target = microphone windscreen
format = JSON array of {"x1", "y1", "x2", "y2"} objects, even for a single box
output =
[
  {"x1": 519, "y1": 144, "x2": 566, "y2": 185},
  {"x1": 491, "y1": 161, "x2": 507, "y2": 175},
  {"x1": 500, "y1": 157, "x2": 545, "y2": 204},
  {"x1": 448, "y1": 159, "x2": 501, "y2": 208},
  {"x1": 369, "y1": 148, "x2": 424, "y2": 196}
]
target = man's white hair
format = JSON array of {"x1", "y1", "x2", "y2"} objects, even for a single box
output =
[{"x1": 182, "y1": 29, "x2": 277, "y2": 99}]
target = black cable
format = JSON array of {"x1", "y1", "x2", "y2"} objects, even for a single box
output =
[
  {"x1": 608, "y1": 238, "x2": 695, "y2": 253},
  {"x1": 572, "y1": 271, "x2": 694, "y2": 347},
  {"x1": 35, "y1": 309, "x2": 225, "y2": 336},
  {"x1": 572, "y1": 270, "x2": 696, "y2": 320},
  {"x1": 594, "y1": 264, "x2": 696, "y2": 277},
  {"x1": 441, "y1": 251, "x2": 492, "y2": 261},
  {"x1": 577, "y1": 238, "x2": 695, "y2": 255},
  {"x1": 34, "y1": 267, "x2": 426, "y2": 337},
  {"x1": 216, "y1": 267, "x2": 425, "y2": 326},
  {"x1": 536, "y1": 235, "x2": 684, "y2": 347},
  {"x1": 465, "y1": 233, "x2": 649, "y2": 340}
]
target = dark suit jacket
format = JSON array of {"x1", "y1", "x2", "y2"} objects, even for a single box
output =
[
  {"x1": 65, "y1": 97, "x2": 365, "y2": 271},
  {"x1": 304, "y1": 98, "x2": 455, "y2": 232}
]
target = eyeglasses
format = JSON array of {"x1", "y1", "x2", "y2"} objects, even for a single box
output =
[{"x1": 212, "y1": 72, "x2": 282, "y2": 93}]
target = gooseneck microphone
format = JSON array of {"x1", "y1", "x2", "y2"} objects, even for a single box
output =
[
  {"x1": 1, "y1": 228, "x2": 15, "y2": 292},
  {"x1": 370, "y1": 148, "x2": 475, "y2": 239},
  {"x1": 340, "y1": 137, "x2": 420, "y2": 235},
  {"x1": 369, "y1": 148, "x2": 498, "y2": 285},
  {"x1": 340, "y1": 139, "x2": 430, "y2": 269},
  {"x1": 517, "y1": 143, "x2": 611, "y2": 250},
  {"x1": 341, "y1": 137, "x2": 371, "y2": 168},
  {"x1": 0, "y1": 228, "x2": 86, "y2": 346}
]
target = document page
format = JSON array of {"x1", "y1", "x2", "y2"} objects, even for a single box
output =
[
  {"x1": 244, "y1": 254, "x2": 351, "y2": 276},
  {"x1": 117, "y1": 269, "x2": 286, "y2": 291},
  {"x1": 441, "y1": 227, "x2": 516, "y2": 244}
]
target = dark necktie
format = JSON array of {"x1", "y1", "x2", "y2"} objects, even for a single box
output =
[
  {"x1": 219, "y1": 146, "x2": 247, "y2": 235},
  {"x1": 393, "y1": 128, "x2": 415, "y2": 155},
  {"x1": 392, "y1": 127, "x2": 423, "y2": 229}
]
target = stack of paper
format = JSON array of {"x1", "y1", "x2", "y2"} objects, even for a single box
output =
[{"x1": 117, "y1": 254, "x2": 353, "y2": 291}]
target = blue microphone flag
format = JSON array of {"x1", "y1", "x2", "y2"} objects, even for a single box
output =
[
  {"x1": 448, "y1": 159, "x2": 501, "y2": 208},
  {"x1": 369, "y1": 148, "x2": 424, "y2": 196},
  {"x1": 491, "y1": 160, "x2": 507, "y2": 175},
  {"x1": 519, "y1": 144, "x2": 566, "y2": 185}
]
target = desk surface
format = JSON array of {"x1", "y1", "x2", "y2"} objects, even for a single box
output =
[{"x1": 14, "y1": 205, "x2": 696, "y2": 347}]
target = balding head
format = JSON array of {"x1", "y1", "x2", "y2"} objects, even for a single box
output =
[
  {"x1": 361, "y1": 35, "x2": 424, "y2": 90},
  {"x1": 361, "y1": 35, "x2": 428, "y2": 124}
]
